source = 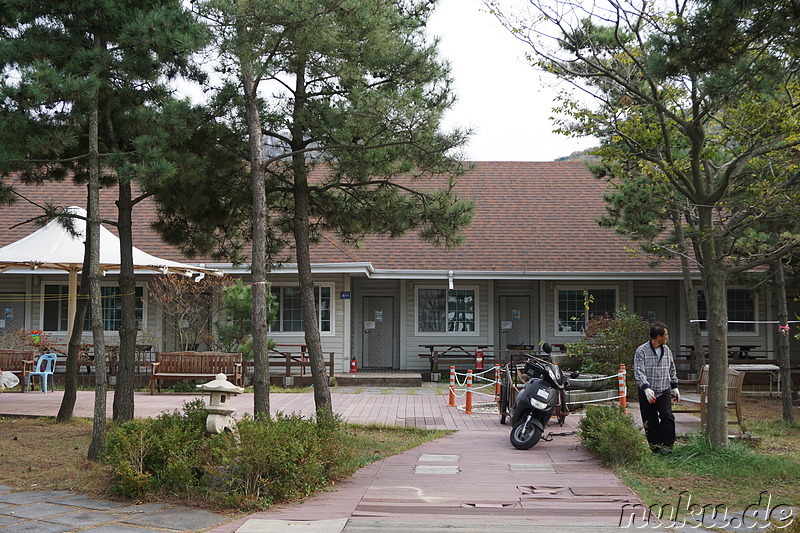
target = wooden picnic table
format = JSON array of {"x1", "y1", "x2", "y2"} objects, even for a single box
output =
[
  {"x1": 419, "y1": 344, "x2": 491, "y2": 372},
  {"x1": 680, "y1": 344, "x2": 761, "y2": 358},
  {"x1": 729, "y1": 363, "x2": 780, "y2": 396},
  {"x1": 271, "y1": 344, "x2": 308, "y2": 375}
]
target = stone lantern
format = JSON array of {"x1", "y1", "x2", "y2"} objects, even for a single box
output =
[{"x1": 197, "y1": 373, "x2": 244, "y2": 434}]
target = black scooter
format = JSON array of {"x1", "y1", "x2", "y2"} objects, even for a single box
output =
[{"x1": 500, "y1": 343, "x2": 574, "y2": 450}]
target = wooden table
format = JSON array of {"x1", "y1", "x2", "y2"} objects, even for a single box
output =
[
  {"x1": 728, "y1": 345, "x2": 760, "y2": 358},
  {"x1": 729, "y1": 363, "x2": 780, "y2": 396},
  {"x1": 681, "y1": 344, "x2": 761, "y2": 358},
  {"x1": 419, "y1": 344, "x2": 490, "y2": 373}
]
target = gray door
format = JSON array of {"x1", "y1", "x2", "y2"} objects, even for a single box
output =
[
  {"x1": 0, "y1": 294, "x2": 25, "y2": 331},
  {"x1": 636, "y1": 296, "x2": 668, "y2": 325},
  {"x1": 363, "y1": 296, "x2": 394, "y2": 368},
  {"x1": 500, "y1": 296, "x2": 531, "y2": 348}
]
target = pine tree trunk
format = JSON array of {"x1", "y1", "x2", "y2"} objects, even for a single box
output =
[
  {"x1": 113, "y1": 181, "x2": 136, "y2": 422},
  {"x1": 243, "y1": 65, "x2": 270, "y2": 417},
  {"x1": 704, "y1": 266, "x2": 729, "y2": 447},
  {"x1": 293, "y1": 167, "x2": 333, "y2": 420},
  {"x1": 291, "y1": 58, "x2": 332, "y2": 421},
  {"x1": 770, "y1": 259, "x2": 795, "y2": 423},
  {"x1": 670, "y1": 206, "x2": 705, "y2": 374},
  {"x1": 87, "y1": 75, "x2": 108, "y2": 460},
  {"x1": 56, "y1": 260, "x2": 90, "y2": 423}
]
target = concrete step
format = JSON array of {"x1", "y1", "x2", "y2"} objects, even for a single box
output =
[{"x1": 334, "y1": 373, "x2": 423, "y2": 387}]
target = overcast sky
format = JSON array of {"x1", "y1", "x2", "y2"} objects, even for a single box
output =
[{"x1": 428, "y1": 0, "x2": 597, "y2": 161}]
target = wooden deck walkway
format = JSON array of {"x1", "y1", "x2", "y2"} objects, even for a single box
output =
[{"x1": 0, "y1": 388, "x2": 504, "y2": 430}]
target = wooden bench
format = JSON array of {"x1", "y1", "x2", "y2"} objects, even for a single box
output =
[
  {"x1": 0, "y1": 349, "x2": 35, "y2": 392},
  {"x1": 150, "y1": 351, "x2": 243, "y2": 394},
  {"x1": 678, "y1": 365, "x2": 746, "y2": 433}
]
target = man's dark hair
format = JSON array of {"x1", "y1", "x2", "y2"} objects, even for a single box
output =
[{"x1": 650, "y1": 322, "x2": 668, "y2": 339}]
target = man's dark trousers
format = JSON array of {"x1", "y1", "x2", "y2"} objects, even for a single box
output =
[{"x1": 637, "y1": 388, "x2": 675, "y2": 449}]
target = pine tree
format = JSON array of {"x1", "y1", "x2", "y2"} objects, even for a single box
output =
[
  {"x1": 161, "y1": 0, "x2": 475, "y2": 419},
  {"x1": 0, "y1": 0, "x2": 209, "y2": 430},
  {"x1": 489, "y1": 0, "x2": 800, "y2": 445}
]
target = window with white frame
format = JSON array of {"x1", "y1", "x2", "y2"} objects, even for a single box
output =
[
  {"x1": 270, "y1": 285, "x2": 332, "y2": 333},
  {"x1": 417, "y1": 287, "x2": 477, "y2": 333},
  {"x1": 697, "y1": 289, "x2": 756, "y2": 333},
  {"x1": 42, "y1": 284, "x2": 144, "y2": 332},
  {"x1": 557, "y1": 288, "x2": 616, "y2": 333}
]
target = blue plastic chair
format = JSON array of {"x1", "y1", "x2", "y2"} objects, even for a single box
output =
[{"x1": 26, "y1": 353, "x2": 57, "y2": 393}]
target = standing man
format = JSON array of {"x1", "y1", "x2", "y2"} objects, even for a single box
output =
[{"x1": 634, "y1": 321, "x2": 680, "y2": 453}]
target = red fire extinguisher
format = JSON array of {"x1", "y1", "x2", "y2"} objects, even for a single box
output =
[
  {"x1": 350, "y1": 357, "x2": 358, "y2": 373},
  {"x1": 474, "y1": 348, "x2": 484, "y2": 371}
]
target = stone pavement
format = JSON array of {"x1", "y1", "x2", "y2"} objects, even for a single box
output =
[
  {"x1": 0, "y1": 487, "x2": 225, "y2": 532},
  {"x1": 0, "y1": 387, "x2": 792, "y2": 532}
]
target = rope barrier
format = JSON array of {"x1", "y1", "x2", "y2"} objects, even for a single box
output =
[
  {"x1": 566, "y1": 393, "x2": 626, "y2": 405},
  {"x1": 569, "y1": 373, "x2": 619, "y2": 382},
  {"x1": 445, "y1": 362, "x2": 631, "y2": 412}
]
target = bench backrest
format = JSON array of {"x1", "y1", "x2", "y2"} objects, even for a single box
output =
[
  {"x1": 726, "y1": 367, "x2": 745, "y2": 404},
  {"x1": 697, "y1": 365, "x2": 743, "y2": 403},
  {"x1": 0, "y1": 349, "x2": 34, "y2": 371},
  {"x1": 698, "y1": 365, "x2": 709, "y2": 387},
  {"x1": 156, "y1": 351, "x2": 242, "y2": 374}
]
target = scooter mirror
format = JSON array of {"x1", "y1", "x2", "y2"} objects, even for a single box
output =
[{"x1": 541, "y1": 342, "x2": 552, "y2": 354}]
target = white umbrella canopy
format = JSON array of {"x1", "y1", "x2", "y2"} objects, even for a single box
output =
[{"x1": 0, "y1": 206, "x2": 218, "y2": 331}]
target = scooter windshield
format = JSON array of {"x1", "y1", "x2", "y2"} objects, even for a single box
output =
[{"x1": 547, "y1": 364, "x2": 565, "y2": 388}]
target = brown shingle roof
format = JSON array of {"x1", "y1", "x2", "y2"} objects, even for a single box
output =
[
  {"x1": 0, "y1": 162, "x2": 681, "y2": 275},
  {"x1": 355, "y1": 161, "x2": 678, "y2": 274}
]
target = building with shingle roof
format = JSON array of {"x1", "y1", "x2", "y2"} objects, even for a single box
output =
[{"x1": 0, "y1": 162, "x2": 786, "y2": 374}]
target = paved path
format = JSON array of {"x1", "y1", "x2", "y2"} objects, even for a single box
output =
[{"x1": 0, "y1": 388, "x2": 707, "y2": 532}]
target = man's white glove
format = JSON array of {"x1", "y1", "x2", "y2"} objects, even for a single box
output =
[
  {"x1": 644, "y1": 388, "x2": 656, "y2": 403},
  {"x1": 671, "y1": 388, "x2": 680, "y2": 402}
]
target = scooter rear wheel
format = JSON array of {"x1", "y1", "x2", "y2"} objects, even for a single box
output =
[
  {"x1": 499, "y1": 382, "x2": 509, "y2": 425},
  {"x1": 510, "y1": 417, "x2": 543, "y2": 449}
]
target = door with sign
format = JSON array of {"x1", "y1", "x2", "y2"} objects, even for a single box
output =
[
  {"x1": 635, "y1": 296, "x2": 668, "y2": 326},
  {"x1": 500, "y1": 296, "x2": 531, "y2": 349},
  {"x1": 0, "y1": 294, "x2": 25, "y2": 331},
  {"x1": 363, "y1": 296, "x2": 394, "y2": 368}
]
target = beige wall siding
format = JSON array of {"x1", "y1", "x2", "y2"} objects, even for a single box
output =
[
  {"x1": 399, "y1": 280, "x2": 490, "y2": 371},
  {"x1": 267, "y1": 273, "x2": 348, "y2": 372}
]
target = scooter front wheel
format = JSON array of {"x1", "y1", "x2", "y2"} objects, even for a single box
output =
[{"x1": 510, "y1": 417, "x2": 543, "y2": 450}]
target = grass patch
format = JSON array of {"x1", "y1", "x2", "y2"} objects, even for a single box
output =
[
  {"x1": 0, "y1": 411, "x2": 449, "y2": 511},
  {"x1": 612, "y1": 396, "x2": 800, "y2": 511},
  {"x1": 0, "y1": 416, "x2": 111, "y2": 494}
]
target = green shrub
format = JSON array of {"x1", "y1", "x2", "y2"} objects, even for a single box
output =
[
  {"x1": 578, "y1": 405, "x2": 650, "y2": 466},
  {"x1": 567, "y1": 306, "x2": 649, "y2": 387},
  {"x1": 214, "y1": 413, "x2": 347, "y2": 509},
  {"x1": 166, "y1": 379, "x2": 200, "y2": 393},
  {"x1": 104, "y1": 399, "x2": 233, "y2": 499},
  {"x1": 215, "y1": 278, "x2": 276, "y2": 360},
  {"x1": 105, "y1": 403, "x2": 358, "y2": 509}
]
